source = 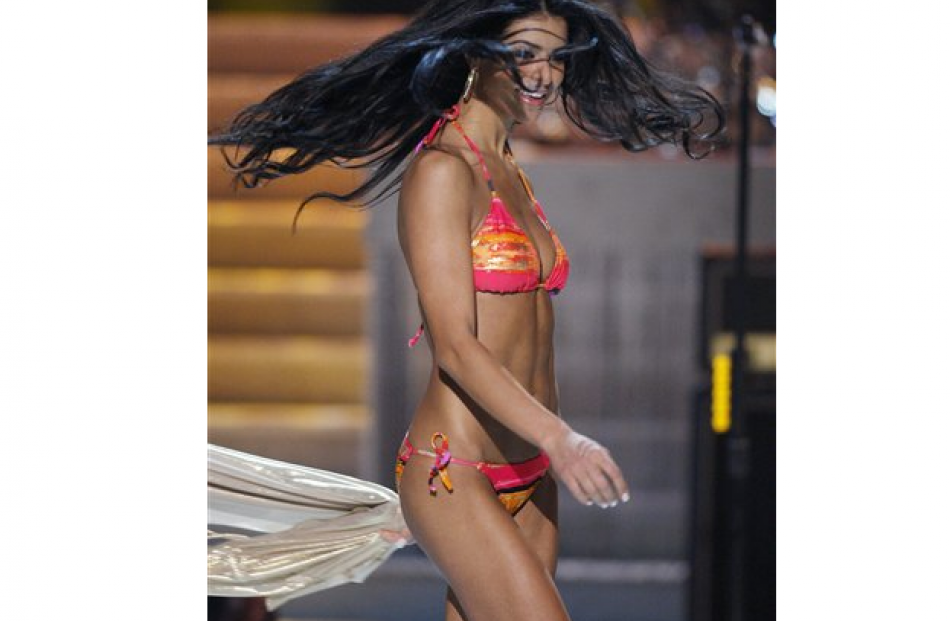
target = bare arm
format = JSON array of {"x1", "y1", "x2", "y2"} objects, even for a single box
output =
[{"x1": 398, "y1": 149, "x2": 629, "y2": 507}]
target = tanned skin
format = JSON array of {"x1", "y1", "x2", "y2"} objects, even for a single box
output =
[{"x1": 388, "y1": 13, "x2": 630, "y2": 621}]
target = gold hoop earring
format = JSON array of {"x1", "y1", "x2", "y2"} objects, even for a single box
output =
[{"x1": 462, "y1": 67, "x2": 478, "y2": 103}]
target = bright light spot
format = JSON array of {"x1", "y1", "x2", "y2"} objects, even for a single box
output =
[{"x1": 756, "y1": 77, "x2": 776, "y2": 119}]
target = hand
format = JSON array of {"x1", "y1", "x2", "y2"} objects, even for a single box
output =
[
  {"x1": 379, "y1": 526, "x2": 415, "y2": 547},
  {"x1": 379, "y1": 505, "x2": 415, "y2": 547},
  {"x1": 541, "y1": 425, "x2": 630, "y2": 508}
]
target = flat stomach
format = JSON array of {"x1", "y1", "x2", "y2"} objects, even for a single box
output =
[{"x1": 411, "y1": 290, "x2": 557, "y2": 463}]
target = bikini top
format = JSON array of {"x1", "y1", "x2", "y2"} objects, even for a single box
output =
[{"x1": 407, "y1": 106, "x2": 571, "y2": 348}]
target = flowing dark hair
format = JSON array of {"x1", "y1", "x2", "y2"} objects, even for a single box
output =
[{"x1": 209, "y1": 0, "x2": 725, "y2": 222}]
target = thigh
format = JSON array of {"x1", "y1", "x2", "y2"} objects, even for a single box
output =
[
  {"x1": 513, "y1": 471, "x2": 559, "y2": 577},
  {"x1": 398, "y1": 456, "x2": 571, "y2": 621},
  {"x1": 444, "y1": 471, "x2": 560, "y2": 621}
]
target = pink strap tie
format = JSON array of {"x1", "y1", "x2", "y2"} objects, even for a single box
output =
[
  {"x1": 413, "y1": 105, "x2": 461, "y2": 155},
  {"x1": 407, "y1": 322, "x2": 425, "y2": 348},
  {"x1": 428, "y1": 432, "x2": 454, "y2": 495}
]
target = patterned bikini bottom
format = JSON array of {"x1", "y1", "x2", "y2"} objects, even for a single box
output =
[{"x1": 394, "y1": 431, "x2": 550, "y2": 516}]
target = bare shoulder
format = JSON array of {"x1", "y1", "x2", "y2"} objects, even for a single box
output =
[
  {"x1": 401, "y1": 146, "x2": 477, "y2": 209},
  {"x1": 398, "y1": 146, "x2": 480, "y2": 253}
]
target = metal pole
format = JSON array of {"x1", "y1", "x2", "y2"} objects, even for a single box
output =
[{"x1": 727, "y1": 14, "x2": 759, "y2": 621}]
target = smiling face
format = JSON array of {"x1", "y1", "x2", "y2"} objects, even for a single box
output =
[{"x1": 475, "y1": 12, "x2": 569, "y2": 123}]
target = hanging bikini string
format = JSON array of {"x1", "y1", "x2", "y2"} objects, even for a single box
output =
[{"x1": 428, "y1": 432, "x2": 455, "y2": 495}]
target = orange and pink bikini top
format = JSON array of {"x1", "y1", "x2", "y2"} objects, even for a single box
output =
[{"x1": 407, "y1": 107, "x2": 571, "y2": 348}]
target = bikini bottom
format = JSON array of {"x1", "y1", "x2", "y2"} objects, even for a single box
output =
[{"x1": 394, "y1": 431, "x2": 550, "y2": 516}]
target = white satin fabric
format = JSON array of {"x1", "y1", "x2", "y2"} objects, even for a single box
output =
[{"x1": 208, "y1": 444, "x2": 412, "y2": 610}]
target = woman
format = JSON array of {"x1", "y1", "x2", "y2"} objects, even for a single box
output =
[{"x1": 210, "y1": 1, "x2": 723, "y2": 619}]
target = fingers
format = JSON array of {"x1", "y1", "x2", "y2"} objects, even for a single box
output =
[
  {"x1": 577, "y1": 469, "x2": 615, "y2": 508},
  {"x1": 379, "y1": 527, "x2": 415, "y2": 546},
  {"x1": 560, "y1": 472, "x2": 591, "y2": 507},
  {"x1": 592, "y1": 450, "x2": 631, "y2": 504},
  {"x1": 547, "y1": 430, "x2": 631, "y2": 508},
  {"x1": 565, "y1": 449, "x2": 630, "y2": 508},
  {"x1": 573, "y1": 474, "x2": 597, "y2": 506},
  {"x1": 379, "y1": 529, "x2": 403, "y2": 543}
]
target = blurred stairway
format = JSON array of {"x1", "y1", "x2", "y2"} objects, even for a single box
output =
[
  {"x1": 207, "y1": 152, "x2": 371, "y2": 476},
  {"x1": 207, "y1": 14, "x2": 405, "y2": 476},
  {"x1": 208, "y1": 13, "x2": 409, "y2": 132}
]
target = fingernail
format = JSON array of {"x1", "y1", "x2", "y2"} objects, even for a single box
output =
[
  {"x1": 610, "y1": 500, "x2": 618, "y2": 507},
  {"x1": 622, "y1": 492, "x2": 630, "y2": 503},
  {"x1": 586, "y1": 500, "x2": 593, "y2": 506}
]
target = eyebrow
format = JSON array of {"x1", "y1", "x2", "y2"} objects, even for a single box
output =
[
  {"x1": 502, "y1": 27, "x2": 568, "y2": 43},
  {"x1": 505, "y1": 39, "x2": 543, "y2": 50}
]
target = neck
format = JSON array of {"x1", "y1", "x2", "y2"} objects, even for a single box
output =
[{"x1": 454, "y1": 98, "x2": 514, "y2": 157}]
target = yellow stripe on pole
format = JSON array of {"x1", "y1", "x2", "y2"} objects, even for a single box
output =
[{"x1": 711, "y1": 353, "x2": 732, "y2": 433}]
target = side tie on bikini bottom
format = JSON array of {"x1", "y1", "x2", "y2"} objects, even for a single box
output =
[
  {"x1": 426, "y1": 432, "x2": 454, "y2": 495},
  {"x1": 398, "y1": 432, "x2": 550, "y2": 489}
]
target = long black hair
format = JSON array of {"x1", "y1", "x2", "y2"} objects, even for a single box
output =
[{"x1": 209, "y1": 0, "x2": 725, "y2": 220}]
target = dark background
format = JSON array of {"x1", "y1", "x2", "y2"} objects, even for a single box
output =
[{"x1": 208, "y1": 0, "x2": 775, "y2": 36}]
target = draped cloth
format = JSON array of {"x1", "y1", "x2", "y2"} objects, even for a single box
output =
[{"x1": 208, "y1": 444, "x2": 413, "y2": 611}]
